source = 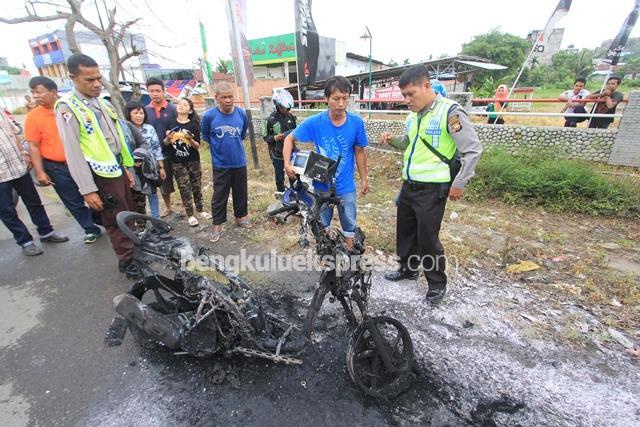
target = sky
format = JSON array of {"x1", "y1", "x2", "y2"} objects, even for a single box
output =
[{"x1": 1, "y1": 0, "x2": 639, "y2": 74}]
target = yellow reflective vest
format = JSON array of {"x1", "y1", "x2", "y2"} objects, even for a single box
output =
[
  {"x1": 402, "y1": 97, "x2": 457, "y2": 183},
  {"x1": 57, "y1": 92, "x2": 132, "y2": 178}
]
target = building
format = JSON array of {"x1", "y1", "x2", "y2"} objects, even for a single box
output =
[
  {"x1": 300, "y1": 55, "x2": 507, "y2": 108},
  {"x1": 29, "y1": 30, "x2": 150, "y2": 80},
  {"x1": 224, "y1": 32, "x2": 388, "y2": 103},
  {"x1": 526, "y1": 28, "x2": 564, "y2": 65}
]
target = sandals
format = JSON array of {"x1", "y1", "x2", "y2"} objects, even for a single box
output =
[
  {"x1": 209, "y1": 226, "x2": 222, "y2": 243},
  {"x1": 235, "y1": 217, "x2": 252, "y2": 229}
]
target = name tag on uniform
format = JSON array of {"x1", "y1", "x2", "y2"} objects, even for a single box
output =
[{"x1": 424, "y1": 127, "x2": 441, "y2": 136}]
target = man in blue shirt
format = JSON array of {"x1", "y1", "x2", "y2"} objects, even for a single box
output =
[
  {"x1": 283, "y1": 76, "x2": 369, "y2": 249},
  {"x1": 201, "y1": 82, "x2": 250, "y2": 243}
]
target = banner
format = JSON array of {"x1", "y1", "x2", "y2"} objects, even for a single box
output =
[
  {"x1": 533, "y1": 0, "x2": 572, "y2": 53},
  {"x1": 605, "y1": 0, "x2": 640, "y2": 65},
  {"x1": 249, "y1": 34, "x2": 296, "y2": 64},
  {"x1": 199, "y1": 20, "x2": 212, "y2": 83},
  {"x1": 226, "y1": 0, "x2": 255, "y2": 86},
  {"x1": 294, "y1": 0, "x2": 335, "y2": 86}
]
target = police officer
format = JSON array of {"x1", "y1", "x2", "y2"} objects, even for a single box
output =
[
  {"x1": 56, "y1": 53, "x2": 139, "y2": 278},
  {"x1": 263, "y1": 89, "x2": 297, "y2": 192},
  {"x1": 380, "y1": 65, "x2": 482, "y2": 304}
]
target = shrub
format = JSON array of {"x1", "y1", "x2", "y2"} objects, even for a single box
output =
[{"x1": 467, "y1": 148, "x2": 640, "y2": 218}]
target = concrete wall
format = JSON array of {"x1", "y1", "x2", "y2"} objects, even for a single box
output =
[
  {"x1": 249, "y1": 114, "x2": 617, "y2": 163},
  {"x1": 608, "y1": 91, "x2": 640, "y2": 167}
]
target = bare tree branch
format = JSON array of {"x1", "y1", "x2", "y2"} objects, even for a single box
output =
[
  {"x1": 115, "y1": 18, "x2": 141, "y2": 43},
  {"x1": 118, "y1": 49, "x2": 142, "y2": 66},
  {"x1": 1, "y1": 0, "x2": 144, "y2": 116},
  {"x1": 0, "y1": 12, "x2": 69, "y2": 24}
]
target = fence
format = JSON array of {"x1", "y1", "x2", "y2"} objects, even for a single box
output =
[{"x1": 247, "y1": 90, "x2": 640, "y2": 167}]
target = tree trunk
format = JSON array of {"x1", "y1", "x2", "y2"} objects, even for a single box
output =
[
  {"x1": 104, "y1": 42, "x2": 125, "y2": 117},
  {"x1": 64, "y1": 15, "x2": 81, "y2": 54}
]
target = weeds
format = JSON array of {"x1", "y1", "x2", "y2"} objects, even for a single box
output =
[{"x1": 467, "y1": 148, "x2": 640, "y2": 218}]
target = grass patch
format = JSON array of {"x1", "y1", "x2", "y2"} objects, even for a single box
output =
[{"x1": 467, "y1": 148, "x2": 640, "y2": 218}]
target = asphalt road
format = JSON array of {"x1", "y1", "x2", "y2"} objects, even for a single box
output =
[{"x1": 0, "y1": 189, "x2": 459, "y2": 426}]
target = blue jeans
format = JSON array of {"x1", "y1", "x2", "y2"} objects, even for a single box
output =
[
  {"x1": 147, "y1": 192, "x2": 159, "y2": 218},
  {"x1": 0, "y1": 173, "x2": 54, "y2": 246},
  {"x1": 43, "y1": 160, "x2": 101, "y2": 235},
  {"x1": 320, "y1": 191, "x2": 357, "y2": 238}
]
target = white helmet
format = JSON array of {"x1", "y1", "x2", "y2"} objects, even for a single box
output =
[{"x1": 273, "y1": 89, "x2": 294, "y2": 109}]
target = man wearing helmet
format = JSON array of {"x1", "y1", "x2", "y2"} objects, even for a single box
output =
[{"x1": 264, "y1": 89, "x2": 297, "y2": 192}]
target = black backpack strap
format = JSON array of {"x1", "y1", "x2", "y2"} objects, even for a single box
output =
[{"x1": 419, "y1": 136, "x2": 454, "y2": 164}]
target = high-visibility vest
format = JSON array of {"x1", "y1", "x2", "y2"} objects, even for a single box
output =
[
  {"x1": 57, "y1": 92, "x2": 132, "y2": 178},
  {"x1": 402, "y1": 96, "x2": 457, "y2": 183}
]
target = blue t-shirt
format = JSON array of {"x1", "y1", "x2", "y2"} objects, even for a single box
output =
[
  {"x1": 201, "y1": 107, "x2": 248, "y2": 168},
  {"x1": 293, "y1": 111, "x2": 368, "y2": 195}
]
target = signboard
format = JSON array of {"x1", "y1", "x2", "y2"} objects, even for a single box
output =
[
  {"x1": 368, "y1": 85, "x2": 402, "y2": 100},
  {"x1": 249, "y1": 33, "x2": 296, "y2": 65}
]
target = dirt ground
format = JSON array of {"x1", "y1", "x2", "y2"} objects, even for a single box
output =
[{"x1": 155, "y1": 142, "x2": 639, "y2": 425}]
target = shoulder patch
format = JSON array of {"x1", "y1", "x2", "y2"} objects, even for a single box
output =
[{"x1": 448, "y1": 114, "x2": 462, "y2": 133}]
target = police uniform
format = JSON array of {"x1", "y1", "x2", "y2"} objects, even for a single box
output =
[
  {"x1": 388, "y1": 94, "x2": 482, "y2": 299},
  {"x1": 56, "y1": 89, "x2": 137, "y2": 273},
  {"x1": 263, "y1": 109, "x2": 297, "y2": 192}
]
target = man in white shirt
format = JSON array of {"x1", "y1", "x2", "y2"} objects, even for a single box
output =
[{"x1": 559, "y1": 78, "x2": 589, "y2": 127}]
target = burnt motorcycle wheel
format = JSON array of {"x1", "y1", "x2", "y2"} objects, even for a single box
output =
[
  {"x1": 304, "y1": 283, "x2": 329, "y2": 339},
  {"x1": 346, "y1": 315, "x2": 414, "y2": 399}
]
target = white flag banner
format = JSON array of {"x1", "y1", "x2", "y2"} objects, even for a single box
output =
[{"x1": 534, "y1": 0, "x2": 572, "y2": 52}]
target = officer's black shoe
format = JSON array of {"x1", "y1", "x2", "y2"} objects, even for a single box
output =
[
  {"x1": 384, "y1": 269, "x2": 419, "y2": 281},
  {"x1": 426, "y1": 287, "x2": 447, "y2": 304}
]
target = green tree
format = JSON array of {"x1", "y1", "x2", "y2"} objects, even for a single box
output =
[
  {"x1": 620, "y1": 56, "x2": 640, "y2": 79},
  {"x1": 551, "y1": 49, "x2": 594, "y2": 83},
  {"x1": 215, "y1": 57, "x2": 234, "y2": 75},
  {"x1": 461, "y1": 29, "x2": 530, "y2": 91},
  {"x1": 387, "y1": 58, "x2": 398, "y2": 67},
  {"x1": 0, "y1": 65, "x2": 22, "y2": 75}
]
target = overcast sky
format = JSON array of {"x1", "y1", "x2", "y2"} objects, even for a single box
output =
[{"x1": 1, "y1": 0, "x2": 639, "y2": 73}]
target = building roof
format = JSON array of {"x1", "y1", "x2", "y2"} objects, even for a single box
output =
[
  {"x1": 342, "y1": 55, "x2": 506, "y2": 82},
  {"x1": 345, "y1": 52, "x2": 387, "y2": 66}
]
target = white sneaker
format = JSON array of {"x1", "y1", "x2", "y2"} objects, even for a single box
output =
[
  {"x1": 197, "y1": 211, "x2": 211, "y2": 219},
  {"x1": 188, "y1": 216, "x2": 199, "y2": 227}
]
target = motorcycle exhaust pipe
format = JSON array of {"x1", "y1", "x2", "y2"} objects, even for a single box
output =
[{"x1": 113, "y1": 294, "x2": 183, "y2": 350}]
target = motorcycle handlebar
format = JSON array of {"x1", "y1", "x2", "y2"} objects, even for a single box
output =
[
  {"x1": 116, "y1": 211, "x2": 171, "y2": 246},
  {"x1": 268, "y1": 204, "x2": 300, "y2": 216}
]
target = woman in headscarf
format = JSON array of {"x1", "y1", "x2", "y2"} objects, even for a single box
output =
[{"x1": 486, "y1": 84, "x2": 508, "y2": 124}]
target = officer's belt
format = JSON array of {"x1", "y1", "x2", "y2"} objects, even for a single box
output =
[{"x1": 403, "y1": 180, "x2": 445, "y2": 191}]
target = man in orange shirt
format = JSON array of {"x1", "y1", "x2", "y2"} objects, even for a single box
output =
[{"x1": 25, "y1": 76, "x2": 102, "y2": 243}]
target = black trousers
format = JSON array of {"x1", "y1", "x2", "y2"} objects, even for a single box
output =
[
  {"x1": 211, "y1": 166, "x2": 248, "y2": 225},
  {"x1": 396, "y1": 181, "x2": 448, "y2": 289},
  {"x1": 271, "y1": 155, "x2": 294, "y2": 192},
  {"x1": 0, "y1": 173, "x2": 53, "y2": 246},
  {"x1": 588, "y1": 118, "x2": 613, "y2": 129}
]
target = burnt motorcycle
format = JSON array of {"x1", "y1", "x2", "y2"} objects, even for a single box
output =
[
  {"x1": 108, "y1": 211, "x2": 304, "y2": 365},
  {"x1": 266, "y1": 151, "x2": 414, "y2": 398}
]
